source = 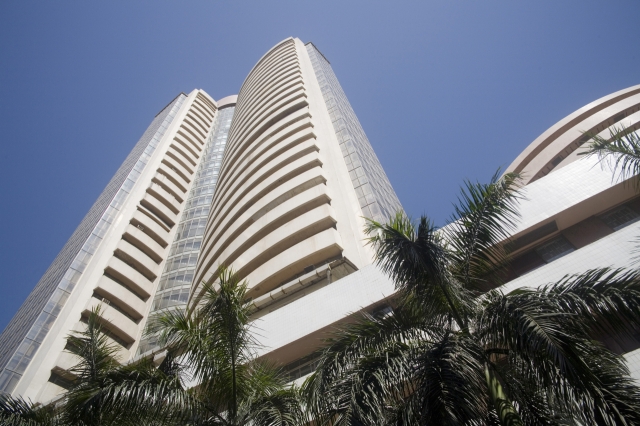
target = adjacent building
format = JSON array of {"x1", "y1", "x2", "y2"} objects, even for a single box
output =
[{"x1": 1, "y1": 36, "x2": 639, "y2": 404}]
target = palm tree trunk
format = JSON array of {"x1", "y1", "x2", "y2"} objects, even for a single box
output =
[
  {"x1": 231, "y1": 353, "x2": 237, "y2": 422},
  {"x1": 484, "y1": 366, "x2": 523, "y2": 426},
  {"x1": 437, "y1": 280, "x2": 469, "y2": 333}
]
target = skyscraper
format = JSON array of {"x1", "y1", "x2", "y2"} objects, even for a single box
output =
[
  {"x1": 192, "y1": 38, "x2": 402, "y2": 310},
  {"x1": 0, "y1": 37, "x2": 403, "y2": 403}
]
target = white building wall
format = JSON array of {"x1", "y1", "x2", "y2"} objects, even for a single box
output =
[
  {"x1": 7, "y1": 90, "x2": 219, "y2": 403},
  {"x1": 254, "y1": 154, "x2": 640, "y2": 369},
  {"x1": 254, "y1": 264, "x2": 395, "y2": 364}
]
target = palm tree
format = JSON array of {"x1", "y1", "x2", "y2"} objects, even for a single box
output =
[
  {"x1": 1, "y1": 272, "x2": 304, "y2": 426},
  {"x1": 0, "y1": 306, "x2": 188, "y2": 426},
  {"x1": 62, "y1": 306, "x2": 191, "y2": 426},
  {"x1": 155, "y1": 266, "x2": 304, "y2": 426},
  {"x1": 303, "y1": 172, "x2": 640, "y2": 425}
]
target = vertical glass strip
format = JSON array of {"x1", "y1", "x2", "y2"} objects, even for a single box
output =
[
  {"x1": 137, "y1": 106, "x2": 236, "y2": 356},
  {"x1": 305, "y1": 43, "x2": 402, "y2": 222}
]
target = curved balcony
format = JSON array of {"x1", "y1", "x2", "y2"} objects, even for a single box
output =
[
  {"x1": 83, "y1": 299, "x2": 138, "y2": 344},
  {"x1": 170, "y1": 142, "x2": 198, "y2": 167},
  {"x1": 130, "y1": 209, "x2": 170, "y2": 247},
  {"x1": 161, "y1": 157, "x2": 191, "y2": 185},
  {"x1": 147, "y1": 183, "x2": 182, "y2": 214},
  {"x1": 199, "y1": 176, "x2": 329, "y2": 285},
  {"x1": 140, "y1": 193, "x2": 178, "y2": 228},
  {"x1": 94, "y1": 275, "x2": 147, "y2": 320},
  {"x1": 122, "y1": 224, "x2": 166, "y2": 263},
  {"x1": 114, "y1": 239, "x2": 160, "y2": 282},
  {"x1": 175, "y1": 130, "x2": 203, "y2": 156},
  {"x1": 152, "y1": 172, "x2": 186, "y2": 203},
  {"x1": 243, "y1": 228, "x2": 343, "y2": 299},
  {"x1": 104, "y1": 257, "x2": 154, "y2": 299},
  {"x1": 172, "y1": 135, "x2": 200, "y2": 161},
  {"x1": 157, "y1": 163, "x2": 189, "y2": 192},
  {"x1": 165, "y1": 147, "x2": 195, "y2": 175}
]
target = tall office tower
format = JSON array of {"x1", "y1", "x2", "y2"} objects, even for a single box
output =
[
  {"x1": 3, "y1": 34, "x2": 640, "y2": 405},
  {"x1": 0, "y1": 89, "x2": 238, "y2": 402},
  {"x1": 190, "y1": 37, "x2": 402, "y2": 376},
  {"x1": 0, "y1": 36, "x2": 404, "y2": 403}
]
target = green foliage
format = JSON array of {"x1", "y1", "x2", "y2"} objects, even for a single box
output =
[
  {"x1": 0, "y1": 306, "x2": 190, "y2": 426},
  {"x1": 155, "y1": 265, "x2": 304, "y2": 426},
  {"x1": 0, "y1": 271, "x2": 302, "y2": 426},
  {"x1": 0, "y1": 394, "x2": 57, "y2": 426},
  {"x1": 304, "y1": 171, "x2": 640, "y2": 425},
  {"x1": 582, "y1": 124, "x2": 640, "y2": 189}
]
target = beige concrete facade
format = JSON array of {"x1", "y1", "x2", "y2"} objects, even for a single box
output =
[
  {"x1": 506, "y1": 84, "x2": 640, "y2": 184},
  {"x1": 4, "y1": 90, "x2": 223, "y2": 403},
  {"x1": 191, "y1": 38, "x2": 377, "y2": 307}
]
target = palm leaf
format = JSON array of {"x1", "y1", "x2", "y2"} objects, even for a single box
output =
[
  {"x1": 542, "y1": 268, "x2": 640, "y2": 341},
  {"x1": 581, "y1": 125, "x2": 640, "y2": 189},
  {"x1": 410, "y1": 333, "x2": 489, "y2": 425},
  {"x1": 445, "y1": 170, "x2": 523, "y2": 292},
  {"x1": 156, "y1": 265, "x2": 302, "y2": 425},
  {"x1": 0, "y1": 394, "x2": 57, "y2": 426},
  {"x1": 365, "y1": 213, "x2": 474, "y2": 330},
  {"x1": 304, "y1": 308, "x2": 426, "y2": 425}
]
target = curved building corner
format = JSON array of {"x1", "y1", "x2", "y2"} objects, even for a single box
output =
[{"x1": 498, "y1": 83, "x2": 640, "y2": 380}]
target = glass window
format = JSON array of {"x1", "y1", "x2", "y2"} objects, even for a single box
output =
[
  {"x1": 26, "y1": 312, "x2": 56, "y2": 343},
  {"x1": 535, "y1": 236, "x2": 575, "y2": 263},
  {"x1": 0, "y1": 370, "x2": 21, "y2": 394},
  {"x1": 43, "y1": 289, "x2": 69, "y2": 316},
  {"x1": 601, "y1": 205, "x2": 640, "y2": 231}
]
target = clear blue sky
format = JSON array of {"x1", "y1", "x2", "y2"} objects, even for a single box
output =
[{"x1": 1, "y1": 1, "x2": 639, "y2": 331}]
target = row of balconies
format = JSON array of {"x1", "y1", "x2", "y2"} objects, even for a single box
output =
[
  {"x1": 193, "y1": 41, "x2": 345, "y2": 306},
  {"x1": 51, "y1": 94, "x2": 217, "y2": 382}
]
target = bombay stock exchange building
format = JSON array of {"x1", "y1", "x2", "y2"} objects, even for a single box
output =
[
  {"x1": 3, "y1": 36, "x2": 640, "y2": 404},
  {"x1": 0, "y1": 37, "x2": 403, "y2": 402}
]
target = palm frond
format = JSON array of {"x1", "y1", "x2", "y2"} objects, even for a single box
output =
[
  {"x1": 445, "y1": 170, "x2": 523, "y2": 292},
  {"x1": 494, "y1": 359, "x2": 574, "y2": 426},
  {"x1": 479, "y1": 291, "x2": 596, "y2": 394},
  {"x1": 365, "y1": 213, "x2": 474, "y2": 329},
  {"x1": 581, "y1": 125, "x2": 640, "y2": 188},
  {"x1": 480, "y1": 285, "x2": 640, "y2": 425},
  {"x1": 305, "y1": 306, "x2": 433, "y2": 393},
  {"x1": 304, "y1": 308, "x2": 425, "y2": 425},
  {"x1": 576, "y1": 340, "x2": 640, "y2": 426},
  {"x1": 411, "y1": 333, "x2": 489, "y2": 426},
  {"x1": 65, "y1": 306, "x2": 121, "y2": 382},
  {"x1": 0, "y1": 394, "x2": 57, "y2": 426},
  {"x1": 99, "y1": 370, "x2": 197, "y2": 426},
  {"x1": 365, "y1": 213, "x2": 447, "y2": 290},
  {"x1": 249, "y1": 386, "x2": 307, "y2": 426},
  {"x1": 62, "y1": 306, "x2": 122, "y2": 425},
  {"x1": 155, "y1": 265, "x2": 303, "y2": 424},
  {"x1": 542, "y1": 268, "x2": 640, "y2": 341}
]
